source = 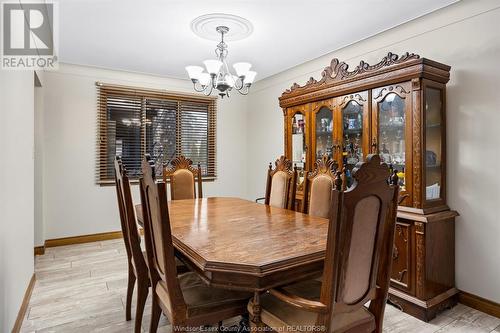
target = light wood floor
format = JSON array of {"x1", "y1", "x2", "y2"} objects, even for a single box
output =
[{"x1": 21, "y1": 239, "x2": 500, "y2": 333}]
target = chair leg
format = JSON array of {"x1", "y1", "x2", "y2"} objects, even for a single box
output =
[
  {"x1": 135, "y1": 279, "x2": 149, "y2": 333},
  {"x1": 126, "y1": 268, "x2": 136, "y2": 321},
  {"x1": 149, "y1": 294, "x2": 162, "y2": 333}
]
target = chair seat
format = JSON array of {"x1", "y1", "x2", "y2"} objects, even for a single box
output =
[
  {"x1": 157, "y1": 272, "x2": 252, "y2": 318},
  {"x1": 248, "y1": 279, "x2": 375, "y2": 333}
]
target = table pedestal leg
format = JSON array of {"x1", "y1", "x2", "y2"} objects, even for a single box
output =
[{"x1": 250, "y1": 291, "x2": 264, "y2": 331}]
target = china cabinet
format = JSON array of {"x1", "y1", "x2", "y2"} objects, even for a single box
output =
[{"x1": 279, "y1": 52, "x2": 458, "y2": 321}]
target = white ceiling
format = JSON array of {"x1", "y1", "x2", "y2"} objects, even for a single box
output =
[{"x1": 58, "y1": 0, "x2": 458, "y2": 81}]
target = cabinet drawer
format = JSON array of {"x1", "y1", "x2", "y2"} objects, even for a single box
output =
[{"x1": 390, "y1": 221, "x2": 413, "y2": 293}]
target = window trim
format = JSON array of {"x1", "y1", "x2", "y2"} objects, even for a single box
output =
[{"x1": 96, "y1": 82, "x2": 217, "y2": 185}]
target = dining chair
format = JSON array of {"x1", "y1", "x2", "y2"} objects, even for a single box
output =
[
  {"x1": 114, "y1": 156, "x2": 150, "y2": 333},
  {"x1": 140, "y1": 155, "x2": 252, "y2": 332},
  {"x1": 259, "y1": 155, "x2": 297, "y2": 209},
  {"x1": 302, "y1": 154, "x2": 337, "y2": 218},
  {"x1": 248, "y1": 154, "x2": 399, "y2": 333},
  {"x1": 163, "y1": 155, "x2": 202, "y2": 200}
]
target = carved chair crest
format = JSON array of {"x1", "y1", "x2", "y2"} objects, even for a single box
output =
[
  {"x1": 164, "y1": 155, "x2": 200, "y2": 176},
  {"x1": 349, "y1": 154, "x2": 390, "y2": 187},
  {"x1": 268, "y1": 155, "x2": 294, "y2": 177},
  {"x1": 307, "y1": 154, "x2": 337, "y2": 180}
]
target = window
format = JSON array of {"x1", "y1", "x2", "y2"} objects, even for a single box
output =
[{"x1": 96, "y1": 83, "x2": 217, "y2": 184}]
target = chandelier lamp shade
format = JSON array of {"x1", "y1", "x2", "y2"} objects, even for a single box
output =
[{"x1": 185, "y1": 26, "x2": 256, "y2": 98}]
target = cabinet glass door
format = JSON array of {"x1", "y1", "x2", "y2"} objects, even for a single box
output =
[
  {"x1": 290, "y1": 111, "x2": 308, "y2": 181},
  {"x1": 379, "y1": 93, "x2": 406, "y2": 187},
  {"x1": 339, "y1": 92, "x2": 369, "y2": 187},
  {"x1": 373, "y1": 82, "x2": 412, "y2": 206},
  {"x1": 424, "y1": 87, "x2": 444, "y2": 202},
  {"x1": 314, "y1": 106, "x2": 334, "y2": 161}
]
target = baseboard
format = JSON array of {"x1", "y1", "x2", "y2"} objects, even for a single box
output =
[
  {"x1": 44, "y1": 231, "x2": 124, "y2": 248},
  {"x1": 34, "y1": 246, "x2": 45, "y2": 256},
  {"x1": 11, "y1": 274, "x2": 36, "y2": 333},
  {"x1": 459, "y1": 290, "x2": 500, "y2": 319}
]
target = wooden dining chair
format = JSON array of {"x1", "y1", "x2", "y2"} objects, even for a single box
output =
[
  {"x1": 261, "y1": 155, "x2": 297, "y2": 209},
  {"x1": 163, "y1": 155, "x2": 202, "y2": 200},
  {"x1": 140, "y1": 155, "x2": 252, "y2": 332},
  {"x1": 248, "y1": 154, "x2": 399, "y2": 333},
  {"x1": 302, "y1": 154, "x2": 337, "y2": 218},
  {"x1": 114, "y1": 156, "x2": 150, "y2": 333}
]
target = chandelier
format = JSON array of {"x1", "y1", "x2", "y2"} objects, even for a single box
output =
[{"x1": 185, "y1": 26, "x2": 257, "y2": 98}]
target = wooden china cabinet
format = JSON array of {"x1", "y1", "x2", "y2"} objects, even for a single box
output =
[{"x1": 279, "y1": 52, "x2": 459, "y2": 322}]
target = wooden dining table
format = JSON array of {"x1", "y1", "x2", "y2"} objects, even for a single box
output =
[{"x1": 135, "y1": 197, "x2": 329, "y2": 323}]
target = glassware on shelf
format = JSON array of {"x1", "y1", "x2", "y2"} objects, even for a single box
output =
[
  {"x1": 342, "y1": 100, "x2": 364, "y2": 167},
  {"x1": 397, "y1": 167, "x2": 406, "y2": 191},
  {"x1": 378, "y1": 92, "x2": 406, "y2": 189},
  {"x1": 315, "y1": 107, "x2": 333, "y2": 160}
]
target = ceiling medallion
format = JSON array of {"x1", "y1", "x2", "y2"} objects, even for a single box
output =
[
  {"x1": 186, "y1": 14, "x2": 256, "y2": 98},
  {"x1": 190, "y1": 13, "x2": 253, "y2": 41}
]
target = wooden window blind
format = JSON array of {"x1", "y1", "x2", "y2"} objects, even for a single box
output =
[{"x1": 96, "y1": 83, "x2": 217, "y2": 184}]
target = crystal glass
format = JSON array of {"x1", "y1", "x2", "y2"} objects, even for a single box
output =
[
  {"x1": 314, "y1": 106, "x2": 333, "y2": 161},
  {"x1": 378, "y1": 92, "x2": 406, "y2": 190},
  {"x1": 425, "y1": 87, "x2": 443, "y2": 200},
  {"x1": 342, "y1": 100, "x2": 364, "y2": 187}
]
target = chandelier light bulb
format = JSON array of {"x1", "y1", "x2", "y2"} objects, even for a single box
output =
[
  {"x1": 203, "y1": 60, "x2": 223, "y2": 75},
  {"x1": 185, "y1": 65, "x2": 204, "y2": 80},
  {"x1": 198, "y1": 72, "x2": 211, "y2": 86},
  {"x1": 233, "y1": 62, "x2": 252, "y2": 77},
  {"x1": 243, "y1": 71, "x2": 257, "y2": 85}
]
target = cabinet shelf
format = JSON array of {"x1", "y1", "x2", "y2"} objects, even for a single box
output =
[
  {"x1": 343, "y1": 128, "x2": 362, "y2": 134},
  {"x1": 379, "y1": 124, "x2": 404, "y2": 131},
  {"x1": 426, "y1": 123, "x2": 442, "y2": 128}
]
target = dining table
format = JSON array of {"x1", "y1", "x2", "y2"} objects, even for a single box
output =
[{"x1": 135, "y1": 196, "x2": 329, "y2": 323}]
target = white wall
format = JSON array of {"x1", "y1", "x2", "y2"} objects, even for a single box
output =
[
  {"x1": 245, "y1": 0, "x2": 500, "y2": 302},
  {"x1": 0, "y1": 71, "x2": 35, "y2": 331},
  {"x1": 34, "y1": 72, "x2": 45, "y2": 247},
  {"x1": 41, "y1": 64, "x2": 248, "y2": 239}
]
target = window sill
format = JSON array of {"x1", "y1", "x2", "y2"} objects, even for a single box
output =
[{"x1": 97, "y1": 177, "x2": 216, "y2": 187}]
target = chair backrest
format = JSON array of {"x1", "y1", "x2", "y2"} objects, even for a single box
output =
[
  {"x1": 163, "y1": 155, "x2": 202, "y2": 200},
  {"x1": 114, "y1": 156, "x2": 146, "y2": 273},
  {"x1": 264, "y1": 156, "x2": 297, "y2": 210},
  {"x1": 318, "y1": 154, "x2": 399, "y2": 328},
  {"x1": 302, "y1": 155, "x2": 337, "y2": 218},
  {"x1": 140, "y1": 155, "x2": 186, "y2": 315}
]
